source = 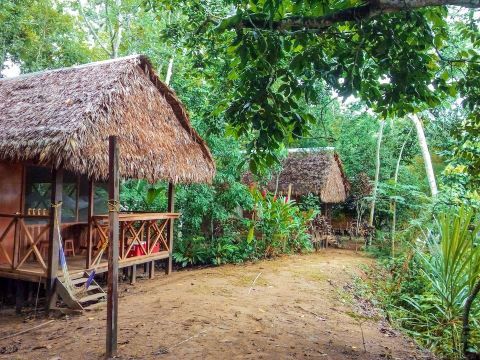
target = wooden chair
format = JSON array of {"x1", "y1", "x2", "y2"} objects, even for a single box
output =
[{"x1": 64, "y1": 239, "x2": 75, "y2": 256}]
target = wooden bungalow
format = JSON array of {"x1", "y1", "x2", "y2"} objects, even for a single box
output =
[{"x1": 0, "y1": 55, "x2": 215, "y2": 309}]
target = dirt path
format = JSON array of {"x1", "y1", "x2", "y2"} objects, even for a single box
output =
[{"x1": 0, "y1": 250, "x2": 431, "y2": 359}]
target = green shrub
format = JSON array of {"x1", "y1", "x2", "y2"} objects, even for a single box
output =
[{"x1": 367, "y1": 206, "x2": 480, "y2": 359}]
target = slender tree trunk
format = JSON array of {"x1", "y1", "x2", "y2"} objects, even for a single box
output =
[
  {"x1": 165, "y1": 57, "x2": 174, "y2": 86},
  {"x1": 111, "y1": 0, "x2": 123, "y2": 59},
  {"x1": 463, "y1": 279, "x2": 480, "y2": 357},
  {"x1": 369, "y1": 120, "x2": 385, "y2": 227},
  {"x1": 391, "y1": 128, "x2": 413, "y2": 257},
  {"x1": 409, "y1": 114, "x2": 438, "y2": 197}
]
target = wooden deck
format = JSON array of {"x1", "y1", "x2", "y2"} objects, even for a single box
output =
[{"x1": 0, "y1": 250, "x2": 169, "y2": 283}]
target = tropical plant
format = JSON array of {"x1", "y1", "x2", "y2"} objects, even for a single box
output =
[
  {"x1": 173, "y1": 236, "x2": 209, "y2": 267},
  {"x1": 401, "y1": 207, "x2": 480, "y2": 358},
  {"x1": 248, "y1": 186, "x2": 315, "y2": 257}
]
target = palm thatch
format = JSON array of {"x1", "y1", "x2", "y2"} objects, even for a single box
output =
[
  {"x1": 246, "y1": 149, "x2": 350, "y2": 203},
  {"x1": 0, "y1": 55, "x2": 215, "y2": 184}
]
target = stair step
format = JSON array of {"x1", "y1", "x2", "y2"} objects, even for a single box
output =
[
  {"x1": 71, "y1": 277, "x2": 89, "y2": 285},
  {"x1": 83, "y1": 285, "x2": 101, "y2": 291},
  {"x1": 83, "y1": 301, "x2": 107, "y2": 311},
  {"x1": 78, "y1": 292, "x2": 106, "y2": 304}
]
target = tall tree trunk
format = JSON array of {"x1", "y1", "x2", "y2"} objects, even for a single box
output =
[
  {"x1": 391, "y1": 127, "x2": 413, "y2": 257},
  {"x1": 409, "y1": 114, "x2": 438, "y2": 197},
  {"x1": 369, "y1": 120, "x2": 385, "y2": 227}
]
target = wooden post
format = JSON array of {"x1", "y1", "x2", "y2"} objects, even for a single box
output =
[
  {"x1": 287, "y1": 184, "x2": 292, "y2": 201},
  {"x1": 75, "y1": 175, "x2": 80, "y2": 222},
  {"x1": 12, "y1": 218, "x2": 20, "y2": 269},
  {"x1": 13, "y1": 165, "x2": 26, "y2": 269},
  {"x1": 106, "y1": 136, "x2": 120, "y2": 359},
  {"x1": 166, "y1": 183, "x2": 175, "y2": 275},
  {"x1": 86, "y1": 179, "x2": 94, "y2": 269},
  {"x1": 130, "y1": 265, "x2": 136, "y2": 284},
  {"x1": 46, "y1": 168, "x2": 63, "y2": 311},
  {"x1": 149, "y1": 261, "x2": 155, "y2": 279},
  {"x1": 15, "y1": 280, "x2": 25, "y2": 314}
]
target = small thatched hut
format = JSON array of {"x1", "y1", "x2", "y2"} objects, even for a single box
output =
[
  {"x1": 244, "y1": 148, "x2": 351, "y2": 236},
  {"x1": 268, "y1": 148, "x2": 350, "y2": 203},
  {"x1": 0, "y1": 55, "x2": 215, "y2": 310}
]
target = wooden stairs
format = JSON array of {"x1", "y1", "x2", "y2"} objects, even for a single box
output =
[{"x1": 54, "y1": 272, "x2": 107, "y2": 311}]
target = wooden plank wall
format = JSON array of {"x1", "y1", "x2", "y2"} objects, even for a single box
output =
[{"x1": 0, "y1": 162, "x2": 23, "y2": 265}]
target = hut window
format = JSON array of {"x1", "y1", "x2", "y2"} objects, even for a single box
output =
[
  {"x1": 78, "y1": 176, "x2": 89, "y2": 222},
  {"x1": 24, "y1": 166, "x2": 89, "y2": 223},
  {"x1": 62, "y1": 172, "x2": 77, "y2": 222},
  {"x1": 24, "y1": 166, "x2": 52, "y2": 223},
  {"x1": 94, "y1": 182, "x2": 108, "y2": 215}
]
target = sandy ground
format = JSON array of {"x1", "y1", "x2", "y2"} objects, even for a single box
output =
[{"x1": 0, "y1": 250, "x2": 432, "y2": 360}]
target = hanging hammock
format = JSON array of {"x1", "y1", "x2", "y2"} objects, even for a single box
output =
[{"x1": 85, "y1": 238, "x2": 108, "y2": 289}]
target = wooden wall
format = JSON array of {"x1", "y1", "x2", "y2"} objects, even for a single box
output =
[{"x1": 0, "y1": 162, "x2": 23, "y2": 265}]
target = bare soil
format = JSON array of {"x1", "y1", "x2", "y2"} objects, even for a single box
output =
[{"x1": 0, "y1": 250, "x2": 432, "y2": 360}]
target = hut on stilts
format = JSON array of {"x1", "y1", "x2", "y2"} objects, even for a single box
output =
[{"x1": 0, "y1": 55, "x2": 215, "y2": 311}]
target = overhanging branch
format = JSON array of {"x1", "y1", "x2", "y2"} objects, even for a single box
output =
[{"x1": 236, "y1": 0, "x2": 480, "y2": 31}]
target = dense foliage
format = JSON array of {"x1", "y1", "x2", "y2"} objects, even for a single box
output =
[{"x1": 1, "y1": 0, "x2": 480, "y2": 358}]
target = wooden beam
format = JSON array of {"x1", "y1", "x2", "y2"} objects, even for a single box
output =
[
  {"x1": 166, "y1": 183, "x2": 175, "y2": 275},
  {"x1": 106, "y1": 136, "x2": 120, "y2": 359},
  {"x1": 46, "y1": 168, "x2": 63, "y2": 311},
  {"x1": 86, "y1": 179, "x2": 94, "y2": 269}
]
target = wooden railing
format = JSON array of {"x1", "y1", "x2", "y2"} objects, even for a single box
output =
[
  {"x1": 0, "y1": 213, "x2": 50, "y2": 273},
  {"x1": 89, "y1": 212, "x2": 180, "y2": 268}
]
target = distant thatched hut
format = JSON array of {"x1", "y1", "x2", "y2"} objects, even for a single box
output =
[
  {"x1": 267, "y1": 149, "x2": 350, "y2": 204},
  {"x1": 244, "y1": 148, "x2": 351, "y2": 233},
  {"x1": 245, "y1": 148, "x2": 350, "y2": 203},
  {"x1": 0, "y1": 55, "x2": 215, "y2": 310}
]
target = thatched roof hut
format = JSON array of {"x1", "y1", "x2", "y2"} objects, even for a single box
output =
[
  {"x1": 246, "y1": 149, "x2": 350, "y2": 203},
  {"x1": 0, "y1": 55, "x2": 215, "y2": 183}
]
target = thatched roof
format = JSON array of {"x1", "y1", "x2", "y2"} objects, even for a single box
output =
[
  {"x1": 246, "y1": 149, "x2": 350, "y2": 203},
  {"x1": 0, "y1": 55, "x2": 215, "y2": 184}
]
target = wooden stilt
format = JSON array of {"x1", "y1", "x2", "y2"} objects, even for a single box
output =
[
  {"x1": 46, "y1": 168, "x2": 63, "y2": 311},
  {"x1": 15, "y1": 280, "x2": 25, "y2": 314},
  {"x1": 149, "y1": 261, "x2": 155, "y2": 279},
  {"x1": 27, "y1": 282, "x2": 33, "y2": 304},
  {"x1": 166, "y1": 183, "x2": 175, "y2": 275},
  {"x1": 130, "y1": 265, "x2": 136, "y2": 284},
  {"x1": 106, "y1": 136, "x2": 120, "y2": 359}
]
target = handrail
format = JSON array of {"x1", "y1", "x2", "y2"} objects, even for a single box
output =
[
  {"x1": 0, "y1": 213, "x2": 50, "y2": 219},
  {"x1": 92, "y1": 212, "x2": 180, "y2": 222}
]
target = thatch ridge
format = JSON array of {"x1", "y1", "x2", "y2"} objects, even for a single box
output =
[{"x1": 0, "y1": 55, "x2": 215, "y2": 183}]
